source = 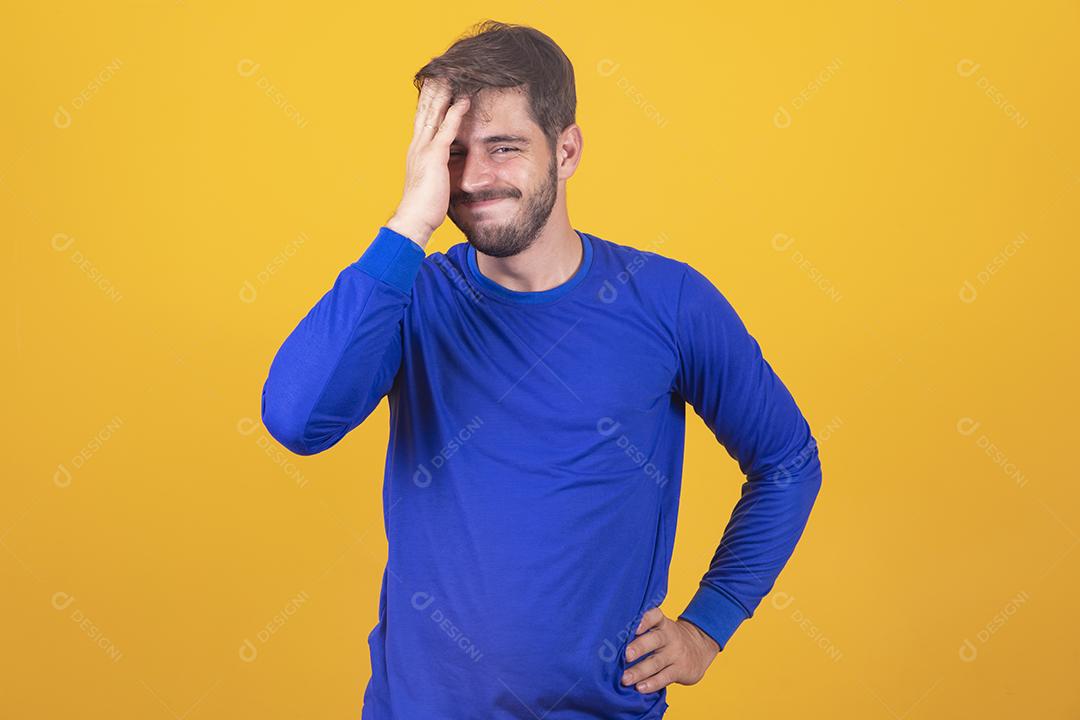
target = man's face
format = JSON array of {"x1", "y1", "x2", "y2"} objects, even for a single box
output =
[{"x1": 446, "y1": 88, "x2": 559, "y2": 258}]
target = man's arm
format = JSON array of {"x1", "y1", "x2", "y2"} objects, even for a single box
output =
[
  {"x1": 673, "y1": 263, "x2": 823, "y2": 652},
  {"x1": 260, "y1": 227, "x2": 424, "y2": 456},
  {"x1": 260, "y1": 78, "x2": 472, "y2": 456}
]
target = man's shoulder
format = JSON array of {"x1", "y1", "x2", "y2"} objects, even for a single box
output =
[
  {"x1": 414, "y1": 241, "x2": 470, "y2": 284},
  {"x1": 586, "y1": 229, "x2": 693, "y2": 288}
]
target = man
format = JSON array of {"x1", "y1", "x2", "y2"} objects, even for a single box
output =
[{"x1": 261, "y1": 20, "x2": 822, "y2": 720}]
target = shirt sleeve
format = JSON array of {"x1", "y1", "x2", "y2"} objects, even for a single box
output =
[
  {"x1": 672, "y1": 263, "x2": 823, "y2": 652},
  {"x1": 260, "y1": 225, "x2": 425, "y2": 456}
]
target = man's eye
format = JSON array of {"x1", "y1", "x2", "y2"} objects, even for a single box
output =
[{"x1": 449, "y1": 147, "x2": 517, "y2": 157}]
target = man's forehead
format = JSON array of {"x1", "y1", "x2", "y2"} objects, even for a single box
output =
[
  {"x1": 465, "y1": 85, "x2": 528, "y2": 115},
  {"x1": 452, "y1": 88, "x2": 537, "y2": 146}
]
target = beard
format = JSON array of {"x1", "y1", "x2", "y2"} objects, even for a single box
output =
[{"x1": 447, "y1": 154, "x2": 559, "y2": 259}]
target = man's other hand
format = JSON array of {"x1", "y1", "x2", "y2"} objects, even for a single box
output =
[{"x1": 621, "y1": 606, "x2": 720, "y2": 693}]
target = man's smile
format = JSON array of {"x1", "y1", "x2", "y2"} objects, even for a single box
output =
[{"x1": 461, "y1": 196, "x2": 515, "y2": 210}]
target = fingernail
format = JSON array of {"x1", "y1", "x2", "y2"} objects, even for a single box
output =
[{"x1": 626, "y1": 648, "x2": 635, "y2": 660}]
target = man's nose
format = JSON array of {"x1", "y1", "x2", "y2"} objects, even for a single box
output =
[{"x1": 458, "y1": 149, "x2": 496, "y2": 194}]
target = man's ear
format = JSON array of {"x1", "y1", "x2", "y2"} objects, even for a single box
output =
[{"x1": 556, "y1": 123, "x2": 583, "y2": 179}]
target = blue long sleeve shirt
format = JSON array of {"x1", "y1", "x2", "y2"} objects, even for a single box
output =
[{"x1": 261, "y1": 225, "x2": 822, "y2": 719}]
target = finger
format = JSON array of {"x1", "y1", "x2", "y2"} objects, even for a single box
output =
[
  {"x1": 625, "y1": 624, "x2": 667, "y2": 662},
  {"x1": 415, "y1": 77, "x2": 448, "y2": 122},
  {"x1": 411, "y1": 81, "x2": 435, "y2": 139},
  {"x1": 415, "y1": 90, "x2": 454, "y2": 145},
  {"x1": 411, "y1": 78, "x2": 444, "y2": 141},
  {"x1": 415, "y1": 79, "x2": 453, "y2": 141},
  {"x1": 432, "y1": 96, "x2": 470, "y2": 145},
  {"x1": 636, "y1": 607, "x2": 665, "y2": 634},
  {"x1": 633, "y1": 665, "x2": 679, "y2": 694},
  {"x1": 621, "y1": 648, "x2": 672, "y2": 686}
]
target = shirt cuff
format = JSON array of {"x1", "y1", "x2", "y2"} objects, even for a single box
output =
[
  {"x1": 350, "y1": 226, "x2": 426, "y2": 294},
  {"x1": 677, "y1": 582, "x2": 751, "y2": 652}
]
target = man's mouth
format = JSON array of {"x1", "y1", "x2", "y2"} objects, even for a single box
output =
[{"x1": 462, "y1": 197, "x2": 513, "y2": 208}]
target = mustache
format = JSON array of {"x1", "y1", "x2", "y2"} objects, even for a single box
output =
[{"x1": 454, "y1": 190, "x2": 520, "y2": 204}]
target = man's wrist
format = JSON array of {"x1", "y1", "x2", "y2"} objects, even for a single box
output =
[
  {"x1": 680, "y1": 618, "x2": 720, "y2": 655},
  {"x1": 385, "y1": 213, "x2": 432, "y2": 249},
  {"x1": 678, "y1": 582, "x2": 749, "y2": 653}
]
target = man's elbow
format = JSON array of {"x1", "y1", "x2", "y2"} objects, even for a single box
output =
[
  {"x1": 784, "y1": 435, "x2": 823, "y2": 514},
  {"x1": 260, "y1": 384, "x2": 321, "y2": 457},
  {"x1": 764, "y1": 433, "x2": 822, "y2": 492}
]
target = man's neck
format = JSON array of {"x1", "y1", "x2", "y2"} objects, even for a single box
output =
[{"x1": 475, "y1": 213, "x2": 583, "y2": 293}]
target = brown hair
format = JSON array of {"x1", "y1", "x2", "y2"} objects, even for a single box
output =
[{"x1": 413, "y1": 20, "x2": 577, "y2": 154}]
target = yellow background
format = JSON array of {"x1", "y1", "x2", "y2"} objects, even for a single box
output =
[{"x1": 4, "y1": 1, "x2": 1078, "y2": 717}]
